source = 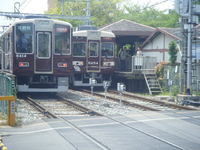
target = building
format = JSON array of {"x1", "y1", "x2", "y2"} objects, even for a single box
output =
[
  {"x1": 141, "y1": 27, "x2": 182, "y2": 63},
  {"x1": 99, "y1": 19, "x2": 155, "y2": 56}
]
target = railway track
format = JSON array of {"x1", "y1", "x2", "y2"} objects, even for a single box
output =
[
  {"x1": 55, "y1": 95, "x2": 103, "y2": 116},
  {"x1": 23, "y1": 93, "x2": 186, "y2": 150},
  {"x1": 25, "y1": 97, "x2": 57, "y2": 119},
  {"x1": 81, "y1": 90, "x2": 160, "y2": 111},
  {"x1": 109, "y1": 90, "x2": 197, "y2": 111},
  {"x1": 22, "y1": 95, "x2": 109, "y2": 150},
  {"x1": 80, "y1": 89, "x2": 197, "y2": 111},
  {"x1": 23, "y1": 95, "x2": 102, "y2": 119}
]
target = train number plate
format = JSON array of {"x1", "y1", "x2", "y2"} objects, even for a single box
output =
[{"x1": 16, "y1": 54, "x2": 27, "y2": 58}]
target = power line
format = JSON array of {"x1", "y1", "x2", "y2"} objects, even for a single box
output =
[
  {"x1": 21, "y1": 0, "x2": 33, "y2": 12},
  {"x1": 148, "y1": 0, "x2": 170, "y2": 8}
]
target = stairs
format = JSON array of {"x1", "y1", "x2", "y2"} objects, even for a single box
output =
[{"x1": 143, "y1": 73, "x2": 162, "y2": 95}]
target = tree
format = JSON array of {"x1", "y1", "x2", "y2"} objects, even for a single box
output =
[
  {"x1": 122, "y1": 5, "x2": 179, "y2": 28},
  {"x1": 91, "y1": 0, "x2": 123, "y2": 27},
  {"x1": 47, "y1": 0, "x2": 123, "y2": 27},
  {"x1": 168, "y1": 41, "x2": 178, "y2": 65},
  {"x1": 47, "y1": 1, "x2": 179, "y2": 28}
]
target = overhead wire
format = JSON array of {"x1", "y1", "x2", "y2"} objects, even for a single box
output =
[{"x1": 20, "y1": 0, "x2": 33, "y2": 12}]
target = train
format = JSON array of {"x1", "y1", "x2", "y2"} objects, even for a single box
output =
[
  {"x1": 72, "y1": 30, "x2": 116, "y2": 87},
  {"x1": 0, "y1": 18, "x2": 73, "y2": 92},
  {"x1": 0, "y1": 18, "x2": 116, "y2": 92}
]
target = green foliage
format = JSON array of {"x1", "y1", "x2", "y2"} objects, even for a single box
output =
[
  {"x1": 91, "y1": 0, "x2": 123, "y2": 27},
  {"x1": 168, "y1": 41, "x2": 178, "y2": 65},
  {"x1": 122, "y1": 5, "x2": 179, "y2": 28},
  {"x1": 155, "y1": 62, "x2": 167, "y2": 79},
  {"x1": 47, "y1": 1, "x2": 179, "y2": 28},
  {"x1": 171, "y1": 85, "x2": 179, "y2": 96}
]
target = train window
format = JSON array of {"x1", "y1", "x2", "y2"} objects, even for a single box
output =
[
  {"x1": 16, "y1": 23, "x2": 33, "y2": 53},
  {"x1": 73, "y1": 42, "x2": 86, "y2": 56},
  {"x1": 101, "y1": 42, "x2": 114, "y2": 57},
  {"x1": 55, "y1": 24, "x2": 70, "y2": 55},
  {"x1": 89, "y1": 42, "x2": 98, "y2": 57},
  {"x1": 37, "y1": 32, "x2": 51, "y2": 58}
]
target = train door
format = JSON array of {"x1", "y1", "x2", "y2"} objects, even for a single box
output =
[
  {"x1": 86, "y1": 41, "x2": 100, "y2": 72},
  {"x1": 35, "y1": 32, "x2": 52, "y2": 73}
]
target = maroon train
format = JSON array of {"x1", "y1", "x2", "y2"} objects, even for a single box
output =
[
  {"x1": 72, "y1": 30, "x2": 116, "y2": 87},
  {"x1": 0, "y1": 18, "x2": 73, "y2": 92},
  {"x1": 0, "y1": 18, "x2": 116, "y2": 92}
]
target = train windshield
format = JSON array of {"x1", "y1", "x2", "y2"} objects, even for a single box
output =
[
  {"x1": 101, "y1": 42, "x2": 114, "y2": 57},
  {"x1": 55, "y1": 24, "x2": 70, "y2": 55},
  {"x1": 89, "y1": 42, "x2": 98, "y2": 57},
  {"x1": 16, "y1": 23, "x2": 33, "y2": 53},
  {"x1": 73, "y1": 42, "x2": 86, "y2": 56}
]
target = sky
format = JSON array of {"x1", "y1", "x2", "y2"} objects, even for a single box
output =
[
  {"x1": 0, "y1": 0, "x2": 48, "y2": 13},
  {"x1": 125, "y1": 0, "x2": 174, "y2": 10},
  {"x1": 0, "y1": 0, "x2": 174, "y2": 31},
  {"x1": 0, "y1": 0, "x2": 174, "y2": 14}
]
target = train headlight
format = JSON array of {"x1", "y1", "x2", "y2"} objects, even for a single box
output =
[
  {"x1": 103, "y1": 61, "x2": 115, "y2": 67},
  {"x1": 57, "y1": 63, "x2": 68, "y2": 68},
  {"x1": 18, "y1": 62, "x2": 29, "y2": 67}
]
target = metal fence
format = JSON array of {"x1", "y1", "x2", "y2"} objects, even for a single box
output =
[
  {"x1": 0, "y1": 73, "x2": 16, "y2": 123},
  {"x1": 116, "y1": 56, "x2": 157, "y2": 73}
]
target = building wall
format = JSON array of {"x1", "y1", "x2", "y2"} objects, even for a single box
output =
[
  {"x1": 142, "y1": 33, "x2": 181, "y2": 63},
  {"x1": 142, "y1": 51, "x2": 163, "y2": 62}
]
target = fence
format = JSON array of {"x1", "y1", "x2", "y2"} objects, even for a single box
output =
[
  {"x1": 0, "y1": 72, "x2": 16, "y2": 126},
  {"x1": 116, "y1": 56, "x2": 157, "y2": 73}
]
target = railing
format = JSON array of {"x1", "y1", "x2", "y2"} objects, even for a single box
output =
[
  {"x1": 0, "y1": 73, "x2": 16, "y2": 126},
  {"x1": 116, "y1": 56, "x2": 157, "y2": 73}
]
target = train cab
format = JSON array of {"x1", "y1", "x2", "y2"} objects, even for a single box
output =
[
  {"x1": 72, "y1": 30, "x2": 116, "y2": 87},
  {"x1": 0, "y1": 18, "x2": 73, "y2": 92}
]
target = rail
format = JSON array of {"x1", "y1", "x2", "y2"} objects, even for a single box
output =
[
  {"x1": 82, "y1": 90, "x2": 159, "y2": 111},
  {"x1": 25, "y1": 97, "x2": 57, "y2": 119},
  {"x1": 57, "y1": 95, "x2": 102, "y2": 116},
  {"x1": 110, "y1": 90, "x2": 197, "y2": 111}
]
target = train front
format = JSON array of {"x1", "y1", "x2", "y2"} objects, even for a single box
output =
[
  {"x1": 13, "y1": 19, "x2": 72, "y2": 92},
  {"x1": 72, "y1": 30, "x2": 116, "y2": 87}
]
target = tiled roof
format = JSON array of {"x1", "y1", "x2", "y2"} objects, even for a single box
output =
[
  {"x1": 99, "y1": 19, "x2": 155, "y2": 36},
  {"x1": 142, "y1": 28, "x2": 182, "y2": 48},
  {"x1": 158, "y1": 27, "x2": 182, "y2": 39}
]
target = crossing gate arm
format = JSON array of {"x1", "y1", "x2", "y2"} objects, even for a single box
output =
[{"x1": 0, "y1": 96, "x2": 16, "y2": 126}]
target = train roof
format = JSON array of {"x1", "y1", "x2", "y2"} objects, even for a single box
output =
[
  {"x1": 0, "y1": 18, "x2": 72, "y2": 37},
  {"x1": 73, "y1": 30, "x2": 115, "y2": 38},
  {"x1": 6, "y1": 18, "x2": 72, "y2": 29}
]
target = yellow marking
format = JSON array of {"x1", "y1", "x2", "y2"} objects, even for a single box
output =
[
  {"x1": 0, "y1": 96, "x2": 16, "y2": 101},
  {"x1": 0, "y1": 96, "x2": 16, "y2": 126}
]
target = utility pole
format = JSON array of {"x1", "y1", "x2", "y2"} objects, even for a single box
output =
[
  {"x1": 61, "y1": 0, "x2": 64, "y2": 15},
  {"x1": 186, "y1": 0, "x2": 192, "y2": 95},
  {"x1": 176, "y1": 0, "x2": 200, "y2": 95},
  {"x1": 86, "y1": 0, "x2": 91, "y2": 25}
]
